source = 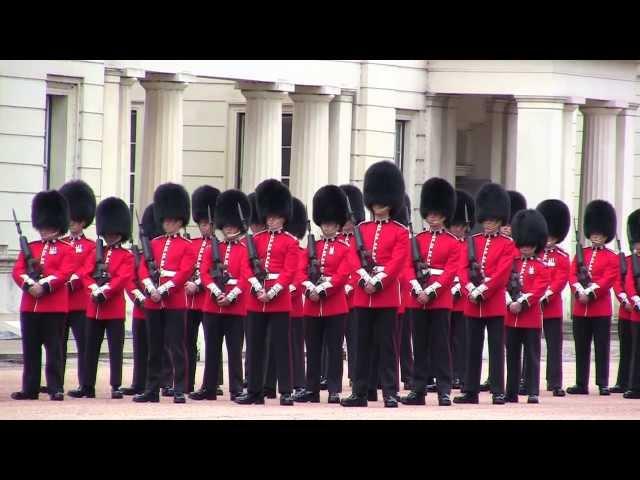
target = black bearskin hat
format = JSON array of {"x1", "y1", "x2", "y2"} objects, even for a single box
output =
[
  {"x1": 191, "y1": 185, "x2": 220, "y2": 224},
  {"x1": 285, "y1": 197, "x2": 307, "y2": 240},
  {"x1": 255, "y1": 179, "x2": 292, "y2": 223},
  {"x1": 536, "y1": 199, "x2": 570, "y2": 244},
  {"x1": 313, "y1": 185, "x2": 348, "y2": 228},
  {"x1": 248, "y1": 192, "x2": 261, "y2": 226},
  {"x1": 476, "y1": 183, "x2": 510, "y2": 225},
  {"x1": 363, "y1": 161, "x2": 405, "y2": 217},
  {"x1": 31, "y1": 190, "x2": 69, "y2": 234},
  {"x1": 58, "y1": 180, "x2": 96, "y2": 226},
  {"x1": 153, "y1": 183, "x2": 190, "y2": 227},
  {"x1": 96, "y1": 197, "x2": 131, "y2": 242},
  {"x1": 392, "y1": 194, "x2": 412, "y2": 227},
  {"x1": 584, "y1": 199, "x2": 616, "y2": 244},
  {"x1": 420, "y1": 177, "x2": 457, "y2": 222},
  {"x1": 450, "y1": 190, "x2": 475, "y2": 229},
  {"x1": 508, "y1": 190, "x2": 527, "y2": 224},
  {"x1": 340, "y1": 184, "x2": 365, "y2": 224},
  {"x1": 627, "y1": 209, "x2": 640, "y2": 246},
  {"x1": 141, "y1": 204, "x2": 162, "y2": 239},
  {"x1": 215, "y1": 189, "x2": 251, "y2": 231},
  {"x1": 512, "y1": 209, "x2": 548, "y2": 253}
]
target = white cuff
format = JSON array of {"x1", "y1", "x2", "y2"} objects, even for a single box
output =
[
  {"x1": 517, "y1": 293, "x2": 533, "y2": 305},
  {"x1": 410, "y1": 279, "x2": 423, "y2": 295},
  {"x1": 267, "y1": 283, "x2": 283, "y2": 300},
  {"x1": 572, "y1": 283, "x2": 585, "y2": 294},
  {"x1": 143, "y1": 278, "x2": 155, "y2": 291},
  {"x1": 302, "y1": 281, "x2": 316, "y2": 291},
  {"x1": 207, "y1": 283, "x2": 223, "y2": 297},
  {"x1": 357, "y1": 269, "x2": 372, "y2": 284},
  {"x1": 20, "y1": 274, "x2": 35, "y2": 286},
  {"x1": 465, "y1": 283, "x2": 476, "y2": 294},
  {"x1": 506, "y1": 291, "x2": 513, "y2": 305},
  {"x1": 227, "y1": 286, "x2": 242, "y2": 301},
  {"x1": 476, "y1": 284, "x2": 488, "y2": 294},
  {"x1": 132, "y1": 289, "x2": 146, "y2": 302},
  {"x1": 38, "y1": 275, "x2": 56, "y2": 286},
  {"x1": 344, "y1": 284, "x2": 353, "y2": 295},
  {"x1": 317, "y1": 281, "x2": 333, "y2": 293},
  {"x1": 289, "y1": 284, "x2": 296, "y2": 293},
  {"x1": 194, "y1": 277, "x2": 202, "y2": 287},
  {"x1": 249, "y1": 277, "x2": 263, "y2": 292}
]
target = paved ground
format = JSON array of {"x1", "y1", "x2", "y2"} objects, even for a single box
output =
[{"x1": 2, "y1": 356, "x2": 640, "y2": 420}]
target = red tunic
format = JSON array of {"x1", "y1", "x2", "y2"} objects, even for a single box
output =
[
  {"x1": 201, "y1": 239, "x2": 251, "y2": 317},
  {"x1": 569, "y1": 246, "x2": 618, "y2": 318},
  {"x1": 82, "y1": 245, "x2": 134, "y2": 320},
  {"x1": 186, "y1": 236, "x2": 210, "y2": 312},
  {"x1": 300, "y1": 237, "x2": 351, "y2": 317},
  {"x1": 403, "y1": 229, "x2": 461, "y2": 311},
  {"x1": 126, "y1": 252, "x2": 146, "y2": 320},
  {"x1": 459, "y1": 232, "x2": 518, "y2": 318},
  {"x1": 138, "y1": 234, "x2": 197, "y2": 311},
  {"x1": 624, "y1": 256, "x2": 640, "y2": 323},
  {"x1": 245, "y1": 229, "x2": 299, "y2": 314},
  {"x1": 346, "y1": 220, "x2": 409, "y2": 310},
  {"x1": 505, "y1": 256, "x2": 550, "y2": 329},
  {"x1": 341, "y1": 232, "x2": 357, "y2": 310},
  {"x1": 538, "y1": 246, "x2": 570, "y2": 319},
  {"x1": 62, "y1": 234, "x2": 96, "y2": 312},
  {"x1": 290, "y1": 245, "x2": 306, "y2": 319},
  {"x1": 451, "y1": 237, "x2": 466, "y2": 313},
  {"x1": 613, "y1": 255, "x2": 631, "y2": 321},
  {"x1": 12, "y1": 239, "x2": 75, "y2": 313}
]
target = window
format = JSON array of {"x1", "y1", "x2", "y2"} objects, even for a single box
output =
[
  {"x1": 43, "y1": 95, "x2": 53, "y2": 189},
  {"x1": 395, "y1": 120, "x2": 407, "y2": 172},
  {"x1": 281, "y1": 113, "x2": 292, "y2": 186},
  {"x1": 235, "y1": 112, "x2": 245, "y2": 189},
  {"x1": 129, "y1": 109, "x2": 137, "y2": 217}
]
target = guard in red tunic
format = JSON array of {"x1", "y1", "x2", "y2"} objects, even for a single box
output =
[
  {"x1": 504, "y1": 209, "x2": 550, "y2": 404},
  {"x1": 80, "y1": 197, "x2": 134, "y2": 399},
  {"x1": 341, "y1": 161, "x2": 409, "y2": 408},
  {"x1": 454, "y1": 183, "x2": 517, "y2": 405},
  {"x1": 568, "y1": 200, "x2": 619, "y2": 396},
  {"x1": 447, "y1": 189, "x2": 475, "y2": 391},
  {"x1": 58, "y1": 180, "x2": 96, "y2": 397},
  {"x1": 536, "y1": 199, "x2": 571, "y2": 397},
  {"x1": 400, "y1": 178, "x2": 458, "y2": 407},
  {"x1": 623, "y1": 209, "x2": 640, "y2": 399},
  {"x1": 11, "y1": 190, "x2": 75, "y2": 401},
  {"x1": 612, "y1": 236, "x2": 633, "y2": 394},
  {"x1": 184, "y1": 185, "x2": 220, "y2": 394},
  {"x1": 292, "y1": 185, "x2": 351, "y2": 404},
  {"x1": 235, "y1": 179, "x2": 299, "y2": 406},
  {"x1": 339, "y1": 184, "x2": 365, "y2": 386},
  {"x1": 190, "y1": 189, "x2": 251, "y2": 401},
  {"x1": 133, "y1": 183, "x2": 197, "y2": 404}
]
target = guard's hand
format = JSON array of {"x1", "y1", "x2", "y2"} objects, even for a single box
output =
[
  {"x1": 309, "y1": 290, "x2": 320, "y2": 302},
  {"x1": 185, "y1": 282, "x2": 198, "y2": 296},
  {"x1": 364, "y1": 282, "x2": 377, "y2": 294},
  {"x1": 624, "y1": 301, "x2": 633, "y2": 312},
  {"x1": 509, "y1": 302, "x2": 522, "y2": 314},
  {"x1": 578, "y1": 293, "x2": 590, "y2": 304},
  {"x1": 151, "y1": 291, "x2": 162, "y2": 303},
  {"x1": 257, "y1": 291, "x2": 270, "y2": 303},
  {"x1": 416, "y1": 291, "x2": 430, "y2": 305},
  {"x1": 217, "y1": 295, "x2": 231, "y2": 307},
  {"x1": 29, "y1": 284, "x2": 44, "y2": 298}
]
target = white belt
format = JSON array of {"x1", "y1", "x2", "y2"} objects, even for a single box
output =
[
  {"x1": 227, "y1": 278, "x2": 238, "y2": 286},
  {"x1": 160, "y1": 269, "x2": 177, "y2": 278},
  {"x1": 320, "y1": 276, "x2": 332, "y2": 283},
  {"x1": 420, "y1": 268, "x2": 443, "y2": 276},
  {"x1": 266, "y1": 273, "x2": 280, "y2": 280}
]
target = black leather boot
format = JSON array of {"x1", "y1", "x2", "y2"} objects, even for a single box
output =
[
  {"x1": 67, "y1": 386, "x2": 95, "y2": 398},
  {"x1": 133, "y1": 391, "x2": 160, "y2": 403},
  {"x1": 453, "y1": 392, "x2": 479, "y2": 404},
  {"x1": 234, "y1": 392, "x2": 265, "y2": 405},
  {"x1": 399, "y1": 391, "x2": 425, "y2": 405},
  {"x1": 189, "y1": 388, "x2": 216, "y2": 400},
  {"x1": 11, "y1": 391, "x2": 38, "y2": 400},
  {"x1": 340, "y1": 394, "x2": 367, "y2": 407}
]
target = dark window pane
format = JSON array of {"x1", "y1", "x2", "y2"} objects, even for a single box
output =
[
  {"x1": 281, "y1": 147, "x2": 291, "y2": 177},
  {"x1": 282, "y1": 178, "x2": 290, "y2": 187},
  {"x1": 130, "y1": 144, "x2": 136, "y2": 172},
  {"x1": 129, "y1": 175, "x2": 135, "y2": 208},
  {"x1": 236, "y1": 113, "x2": 245, "y2": 189},
  {"x1": 131, "y1": 110, "x2": 137, "y2": 140},
  {"x1": 282, "y1": 114, "x2": 292, "y2": 146}
]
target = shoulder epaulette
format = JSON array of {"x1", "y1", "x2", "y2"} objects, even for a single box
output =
[
  {"x1": 555, "y1": 247, "x2": 569, "y2": 257},
  {"x1": 444, "y1": 231, "x2": 458, "y2": 240},
  {"x1": 499, "y1": 233, "x2": 513, "y2": 241},
  {"x1": 179, "y1": 235, "x2": 192, "y2": 243},
  {"x1": 284, "y1": 231, "x2": 298, "y2": 241},
  {"x1": 151, "y1": 235, "x2": 163, "y2": 242},
  {"x1": 472, "y1": 232, "x2": 483, "y2": 238},
  {"x1": 358, "y1": 220, "x2": 373, "y2": 227},
  {"x1": 605, "y1": 247, "x2": 616, "y2": 255},
  {"x1": 58, "y1": 239, "x2": 72, "y2": 247},
  {"x1": 253, "y1": 230, "x2": 267, "y2": 238},
  {"x1": 392, "y1": 220, "x2": 408, "y2": 230},
  {"x1": 337, "y1": 239, "x2": 350, "y2": 248}
]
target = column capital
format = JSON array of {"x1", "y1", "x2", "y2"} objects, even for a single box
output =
[
  {"x1": 240, "y1": 89, "x2": 290, "y2": 101},
  {"x1": 294, "y1": 85, "x2": 341, "y2": 96},
  {"x1": 424, "y1": 92, "x2": 457, "y2": 108},
  {"x1": 289, "y1": 93, "x2": 335, "y2": 104},
  {"x1": 515, "y1": 95, "x2": 585, "y2": 104},
  {"x1": 580, "y1": 105, "x2": 623, "y2": 117},
  {"x1": 236, "y1": 80, "x2": 294, "y2": 93},
  {"x1": 119, "y1": 77, "x2": 137, "y2": 88},
  {"x1": 486, "y1": 97, "x2": 511, "y2": 114},
  {"x1": 139, "y1": 79, "x2": 188, "y2": 92}
]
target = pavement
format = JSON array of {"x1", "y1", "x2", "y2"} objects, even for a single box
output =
[{"x1": 2, "y1": 355, "x2": 640, "y2": 420}]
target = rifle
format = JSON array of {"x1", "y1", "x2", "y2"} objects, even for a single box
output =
[
  {"x1": 345, "y1": 195, "x2": 375, "y2": 278},
  {"x1": 238, "y1": 203, "x2": 267, "y2": 285},
  {"x1": 507, "y1": 258, "x2": 522, "y2": 302},
  {"x1": 574, "y1": 218, "x2": 592, "y2": 296},
  {"x1": 12, "y1": 208, "x2": 42, "y2": 282},
  {"x1": 628, "y1": 225, "x2": 640, "y2": 311},
  {"x1": 92, "y1": 237, "x2": 111, "y2": 287},
  {"x1": 616, "y1": 236, "x2": 627, "y2": 282},
  {"x1": 465, "y1": 204, "x2": 484, "y2": 287},
  {"x1": 407, "y1": 205, "x2": 429, "y2": 291},
  {"x1": 131, "y1": 244, "x2": 141, "y2": 269},
  {"x1": 209, "y1": 205, "x2": 229, "y2": 290},
  {"x1": 307, "y1": 220, "x2": 321, "y2": 285},
  {"x1": 135, "y1": 209, "x2": 160, "y2": 288}
]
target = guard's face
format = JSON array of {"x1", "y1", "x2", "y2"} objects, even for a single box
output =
[
  {"x1": 69, "y1": 220, "x2": 85, "y2": 235},
  {"x1": 500, "y1": 225, "x2": 512, "y2": 237},
  {"x1": 163, "y1": 218, "x2": 183, "y2": 235},
  {"x1": 223, "y1": 225, "x2": 240, "y2": 238},
  {"x1": 589, "y1": 233, "x2": 606, "y2": 246},
  {"x1": 266, "y1": 215, "x2": 285, "y2": 231},
  {"x1": 482, "y1": 219, "x2": 502, "y2": 233},
  {"x1": 198, "y1": 219, "x2": 211, "y2": 237},
  {"x1": 342, "y1": 220, "x2": 354, "y2": 234},
  {"x1": 426, "y1": 212, "x2": 445, "y2": 228},
  {"x1": 39, "y1": 228, "x2": 59, "y2": 241},
  {"x1": 372, "y1": 205, "x2": 390, "y2": 217},
  {"x1": 321, "y1": 223, "x2": 339, "y2": 237},
  {"x1": 104, "y1": 234, "x2": 122, "y2": 245},
  {"x1": 519, "y1": 246, "x2": 536, "y2": 257},
  {"x1": 449, "y1": 224, "x2": 467, "y2": 238}
]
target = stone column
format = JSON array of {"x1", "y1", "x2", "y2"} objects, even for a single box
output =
[
  {"x1": 503, "y1": 101, "x2": 518, "y2": 188},
  {"x1": 441, "y1": 96, "x2": 457, "y2": 184},
  {"x1": 100, "y1": 70, "x2": 121, "y2": 200},
  {"x1": 512, "y1": 96, "x2": 565, "y2": 208},
  {"x1": 329, "y1": 92, "x2": 354, "y2": 186},
  {"x1": 289, "y1": 90, "x2": 335, "y2": 218},
  {"x1": 560, "y1": 103, "x2": 579, "y2": 238},
  {"x1": 615, "y1": 104, "x2": 638, "y2": 238},
  {"x1": 579, "y1": 102, "x2": 624, "y2": 211},
  {"x1": 423, "y1": 94, "x2": 447, "y2": 179},
  {"x1": 138, "y1": 79, "x2": 187, "y2": 209},
  {"x1": 239, "y1": 85, "x2": 292, "y2": 192},
  {"x1": 487, "y1": 98, "x2": 509, "y2": 184},
  {"x1": 117, "y1": 77, "x2": 136, "y2": 201}
]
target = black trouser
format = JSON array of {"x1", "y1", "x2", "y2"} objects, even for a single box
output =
[
  {"x1": 321, "y1": 342, "x2": 329, "y2": 380},
  {"x1": 202, "y1": 313, "x2": 244, "y2": 394},
  {"x1": 629, "y1": 323, "x2": 640, "y2": 391},
  {"x1": 465, "y1": 316, "x2": 505, "y2": 395},
  {"x1": 84, "y1": 319, "x2": 125, "y2": 389},
  {"x1": 305, "y1": 314, "x2": 345, "y2": 394},
  {"x1": 291, "y1": 318, "x2": 306, "y2": 389},
  {"x1": 161, "y1": 344, "x2": 173, "y2": 388},
  {"x1": 353, "y1": 307, "x2": 399, "y2": 397},
  {"x1": 185, "y1": 309, "x2": 203, "y2": 393},
  {"x1": 264, "y1": 338, "x2": 277, "y2": 392},
  {"x1": 146, "y1": 309, "x2": 188, "y2": 395},
  {"x1": 398, "y1": 313, "x2": 414, "y2": 385},
  {"x1": 131, "y1": 318, "x2": 148, "y2": 391},
  {"x1": 543, "y1": 317, "x2": 563, "y2": 389},
  {"x1": 369, "y1": 342, "x2": 381, "y2": 390},
  {"x1": 450, "y1": 311, "x2": 468, "y2": 383},
  {"x1": 243, "y1": 315, "x2": 250, "y2": 381},
  {"x1": 572, "y1": 315, "x2": 611, "y2": 388},
  {"x1": 20, "y1": 312, "x2": 65, "y2": 395},
  {"x1": 247, "y1": 311, "x2": 292, "y2": 396},
  {"x1": 616, "y1": 318, "x2": 632, "y2": 389},
  {"x1": 506, "y1": 327, "x2": 541, "y2": 397},
  {"x1": 411, "y1": 308, "x2": 452, "y2": 395},
  {"x1": 345, "y1": 309, "x2": 357, "y2": 380},
  {"x1": 62, "y1": 310, "x2": 87, "y2": 389}
]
